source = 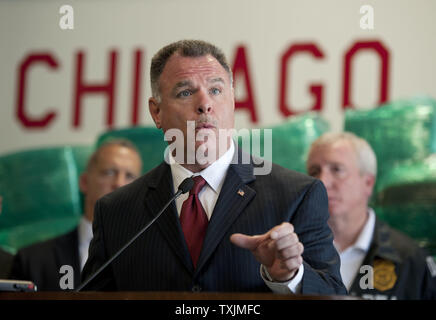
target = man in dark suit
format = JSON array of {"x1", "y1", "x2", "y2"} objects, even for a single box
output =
[
  {"x1": 0, "y1": 197, "x2": 14, "y2": 278},
  {"x1": 9, "y1": 140, "x2": 142, "y2": 290},
  {"x1": 81, "y1": 40, "x2": 346, "y2": 295},
  {"x1": 0, "y1": 248, "x2": 13, "y2": 279}
]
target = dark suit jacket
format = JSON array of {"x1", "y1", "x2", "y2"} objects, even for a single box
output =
[
  {"x1": 82, "y1": 150, "x2": 346, "y2": 294},
  {"x1": 9, "y1": 228, "x2": 81, "y2": 291},
  {"x1": 349, "y1": 218, "x2": 436, "y2": 299},
  {"x1": 0, "y1": 248, "x2": 13, "y2": 278}
]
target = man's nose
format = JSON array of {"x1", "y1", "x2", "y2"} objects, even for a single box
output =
[
  {"x1": 318, "y1": 170, "x2": 332, "y2": 189},
  {"x1": 113, "y1": 173, "x2": 127, "y2": 189},
  {"x1": 196, "y1": 89, "x2": 212, "y2": 114}
]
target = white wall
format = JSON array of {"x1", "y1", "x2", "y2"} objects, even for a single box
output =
[{"x1": 1, "y1": 0, "x2": 435, "y2": 155}]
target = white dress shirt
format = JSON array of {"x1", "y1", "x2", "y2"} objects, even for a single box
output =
[
  {"x1": 78, "y1": 215, "x2": 93, "y2": 271},
  {"x1": 170, "y1": 142, "x2": 235, "y2": 220},
  {"x1": 335, "y1": 209, "x2": 376, "y2": 290},
  {"x1": 168, "y1": 141, "x2": 303, "y2": 293}
]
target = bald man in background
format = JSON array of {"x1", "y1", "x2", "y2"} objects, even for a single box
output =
[{"x1": 9, "y1": 140, "x2": 142, "y2": 290}]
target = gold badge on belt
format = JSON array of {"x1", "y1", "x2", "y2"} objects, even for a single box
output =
[{"x1": 373, "y1": 259, "x2": 397, "y2": 291}]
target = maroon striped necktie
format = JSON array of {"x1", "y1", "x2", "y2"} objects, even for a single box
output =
[{"x1": 179, "y1": 175, "x2": 208, "y2": 268}]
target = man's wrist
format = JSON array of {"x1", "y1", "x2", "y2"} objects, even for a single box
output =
[
  {"x1": 262, "y1": 265, "x2": 275, "y2": 282},
  {"x1": 261, "y1": 264, "x2": 297, "y2": 283}
]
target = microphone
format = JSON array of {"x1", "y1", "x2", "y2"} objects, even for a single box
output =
[{"x1": 76, "y1": 176, "x2": 194, "y2": 292}]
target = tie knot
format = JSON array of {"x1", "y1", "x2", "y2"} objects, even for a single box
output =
[{"x1": 191, "y1": 176, "x2": 207, "y2": 195}]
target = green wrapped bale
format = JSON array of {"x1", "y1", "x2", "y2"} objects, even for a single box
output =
[
  {"x1": 0, "y1": 145, "x2": 92, "y2": 254},
  {"x1": 374, "y1": 155, "x2": 436, "y2": 255},
  {"x1": 96, "y1": 126, "x2": 166, "y2": 174},
  {"x1": 237, "y1": 112, "x2": 330, "y2": 173},
  {"x1": 345, "y1": 96, "x2": 436, "y2": 190}
]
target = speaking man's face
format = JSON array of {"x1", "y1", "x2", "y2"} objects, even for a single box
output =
[{"x1": 149, "y1": 53, "x2": 235, "y2": 168}]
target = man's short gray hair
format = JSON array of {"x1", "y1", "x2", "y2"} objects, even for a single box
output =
[
  {"x1": 150, "y1": 39, "x2": 233, "y2": 102},
  {"x1": 308, "y1": 132, "x2": 377, "y2": 177}
]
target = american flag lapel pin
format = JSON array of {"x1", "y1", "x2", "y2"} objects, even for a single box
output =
[{"x1": 237, "y1": 189, "x2": 245, "y2": 197}]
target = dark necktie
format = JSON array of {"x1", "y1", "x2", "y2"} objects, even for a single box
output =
[{"x1": 179, "y1": 175, "x2": 208, "y2": 268}]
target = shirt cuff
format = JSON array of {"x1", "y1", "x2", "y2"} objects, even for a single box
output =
[{"x1": 260, "y1": 263, "x2": 304, "y2": 294}]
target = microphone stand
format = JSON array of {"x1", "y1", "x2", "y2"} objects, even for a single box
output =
[{"x1": 76, "y1": 177, "x2": 194, "y2": 292}]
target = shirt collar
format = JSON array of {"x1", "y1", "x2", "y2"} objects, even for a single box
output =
[
  {"x1": 78, "y1": 215, "x2": 93, "y2": 245},
  {"x1": 351, "y1": 208, "x2": 376, "y2": 252},
  {"x1": 169, "y1": 141, "x2": 235, "y2": 194}
]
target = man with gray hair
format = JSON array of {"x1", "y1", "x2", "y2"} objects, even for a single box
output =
[{"x1": 306, "y1": 132, "x2": 436, "y2": 299}]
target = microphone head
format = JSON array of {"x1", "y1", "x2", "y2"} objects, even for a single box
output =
[{"x1": 178, "y1": 177, "x2": 194, "y2": 194}]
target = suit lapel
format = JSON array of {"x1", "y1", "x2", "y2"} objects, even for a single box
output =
[
  {"x1": 195, "y1": 154, "x2": 256, "y2": 273},
  {"x1": 143, "y1": 163, "x2": 193, "y2": 273}
]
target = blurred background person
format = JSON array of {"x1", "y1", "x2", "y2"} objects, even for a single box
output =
[
  {"x1": 9, "y1": 139, "x2": 142, "y2": 290},
  {"x1": 0, "y1": 196, "x2": 14, "y2": 278},
  {"x1": 0, "y1": 248, "x2": 12, "y2": 279},
  {"x1": 306, "y1": 132, "x2": 436, "y2": 299}
]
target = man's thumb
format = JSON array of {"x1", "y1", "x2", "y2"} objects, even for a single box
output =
[{"x1": 230, "y1": 233, "x2": 264, "y2": 251}]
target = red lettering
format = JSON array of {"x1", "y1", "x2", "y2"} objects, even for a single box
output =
[
  {"x1": 342, "y1": 40, "x2": 390, "y2": 109},
  {"x1": 232, "y1": 45, "x2": 258, "y2": 123},
  {"x1": 279, "y1": 43, "x2": 324, "y2": 117},
  {"x1": 16, "y1": 53, "x2": 59, "y2": 128},
  {"x1": 73, "y1": 50, "x2": 118, "y2": 128},
  {"x1": 131, "y1": 49, "x2": 143, "y2": 126}
]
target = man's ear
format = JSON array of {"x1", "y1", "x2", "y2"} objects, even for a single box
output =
[
  {"x1": 79, "y1": 172, "x2": 88, "y2": 194},
  {"x1": 365, "y1": 174, "x2": 376, "y2": 197},
  {"x1": 149, "y1": 97, "x2": 162, "y2": 129}
]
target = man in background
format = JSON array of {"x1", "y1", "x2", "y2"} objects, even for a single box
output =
[
  {"x1": 9, "y1": 139, "x2": 142, "y2": 290},
  {"x1": 0, "y1": 196, "x2": 14, "y2": 278},
  {"x1": 306, "y1": 132, "x2": 436, "y2": 299}
]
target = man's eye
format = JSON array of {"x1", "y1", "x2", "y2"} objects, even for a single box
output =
[
  {"x1": 126, "y1": 173, "x2": 137, "y2": 181},
  {"x1": 332, "y1": 166, "x2": 345, "y2": 175},
  {"x1": 177, "y1": 90, "x2": 192, "y2": 98},
  {"x1": 210, "y1": 87, "x2": 221, "y2": 95},
  {"x1": 308, "y1": 168, "x2": 319, "y2": 177},
  {"x1": 102, "y1": 169, "x2": 116, "y2": 176}
]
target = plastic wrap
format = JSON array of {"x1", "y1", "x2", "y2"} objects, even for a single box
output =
[
  {"x1": 345, "y1": 96, "x2": 436, "y2": 191},
  {"x1": 345, "y1": 96, "x2": 436, "y2": 255},
  {"x1": 374, "y1": 155, "x2": 436, "y2": 254},
  {"x1": 0, "y1": 145, "x2": 93, "y2": 253},
  {"x1": 237, "y1": 112, "x2": 330, "y2": 173},
  {"x1": 96, "y1": 126, "x2": 166, "y2": 174}
]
